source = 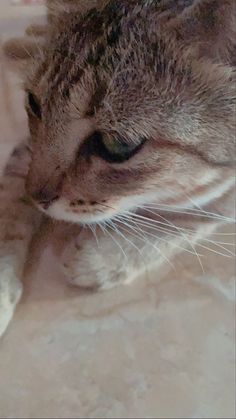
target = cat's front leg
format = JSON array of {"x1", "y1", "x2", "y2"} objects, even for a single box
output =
[
  {"x1": 0, "y1": 145, "x2": 40, "y2": 337},
  {"x1": 62, "y1": 224, "x2": 180, "y2": 291},
  {"x1": 0, "y1": 259, "x2": 23, "y2": 337}
]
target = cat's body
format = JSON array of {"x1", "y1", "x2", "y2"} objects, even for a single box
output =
[{"x1": 0, "y1": 0, "x2": 235, "y2": 336}]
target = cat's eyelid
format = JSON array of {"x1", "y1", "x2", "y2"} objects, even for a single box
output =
[{"x1": 105, "y1": 132, "x2": 141, "y2": 146}]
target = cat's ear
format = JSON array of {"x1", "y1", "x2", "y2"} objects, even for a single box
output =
[
  {"x1": 167, "y1": 0, "x2": 236, "y2": 65},
  {"x1": 2, "y1": 34, "x2": 46, "y2": 76},
  {"x1": 3, "y1": 36, "x2": 45, "y2": 61}
]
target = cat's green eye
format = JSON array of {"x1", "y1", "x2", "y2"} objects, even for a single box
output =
[
  {"x1": 102, "y1": 135, "x2": 137, "y2": 157},
  {"x1": 87, "y1": 132, "x2": 146, "y2": 164},
  {"x1": 100, "y1": 133, "x2": 145, "y2": 163},
  {"x1": 27, "y1": 92, "x2": 41, "y2": 119}
]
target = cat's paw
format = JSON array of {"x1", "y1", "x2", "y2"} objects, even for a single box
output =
[
  {"x1": 0, "y1": 259, "x2": 22, "y2": 337},
  {"x1": 61, "y1": 233, "x2": 135, "y2": 291}
]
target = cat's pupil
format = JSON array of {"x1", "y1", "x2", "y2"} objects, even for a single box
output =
[
  {"x1": 28, "y1": 92, "x2": 41, "y2": 119},
  {"x1": 82, "y1": 131, "x2": 145, "y2": 164}
]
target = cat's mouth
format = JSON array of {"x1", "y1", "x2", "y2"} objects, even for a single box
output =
[
  {"x1": 35, "y1": 196, "x2": 120, "y2": 225},
  {"x1": 32, "y1": 190, "x2": 160, "y2": 225}
]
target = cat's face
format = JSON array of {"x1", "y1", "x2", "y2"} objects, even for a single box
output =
[{"x1": 22, "y1": 1, "x2": 235, "y2": 224}]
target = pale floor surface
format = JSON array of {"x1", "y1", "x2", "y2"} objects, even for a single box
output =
[{"x1": 0, "y1": 2, "x2": 235, "y2": 418}]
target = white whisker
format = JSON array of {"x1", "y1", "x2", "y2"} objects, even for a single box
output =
[
  {"x1": 107, "y1": 219, "x2": 142, "y2": 255},
  {"x1": 142, "y1": 208, "x2": 205, "y2": 273},
  {"x1": 114, "y1": 217, "x2": 176, "y2": 270},
  {"x1": 142, "y1": 203, "x2": 235, "y2": 223},
  {"x1": 119, "y1": 214, "x2": 203, "y2": 257},
  {"x1": 89, "y1": 224, "x2": 99, "y2": 247},
  {"x1": 123, "y1": 211, "x2": 235, "y2": 259},
  {"x1": 195, "y1": 242, "x2": 235, "y2": 258},
  {"x1": 121, "y1": 215, "x2": 181, "y2": 237},
  {"x1": 199, "y1": 238, "x2": 235, "y2": 257},
  {"x1": 101, "y1": 221, "x2": 128, "y2": 261}
]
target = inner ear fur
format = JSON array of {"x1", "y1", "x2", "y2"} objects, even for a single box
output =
[
  {"x1": 25, "y1": 23, "x2": 49, "y2": 38},
  {"x1": 1, "y1": 0, "x2": 105, "y2": 75},
  {"x1": 3, "y1": 37, "x2": 44, "y2": 61},
  {"x1": 2, "y1": 32, "x2": 46, "y2": 77}
]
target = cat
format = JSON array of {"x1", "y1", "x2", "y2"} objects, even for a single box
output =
[{"x1": 0, "y1": 0, "x2": 235, "y2": 336}]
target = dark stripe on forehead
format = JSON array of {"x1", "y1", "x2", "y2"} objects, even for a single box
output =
[
  {"x1": 43, "y1": 0, "x2": 196, "y2": 102},
  {"x1": 43, "y1": 2, "x2": 135, "y2": 99},
  {"x1": 48, "y1": 11, "x2": 103, "y2": 94},
  {"x1": 46, "y1": 2, "x2": 128, "y2": 99}
]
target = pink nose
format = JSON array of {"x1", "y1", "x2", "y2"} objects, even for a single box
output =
[{"x1": 30, "y1": 186, "x2": 59, "y2": 209}]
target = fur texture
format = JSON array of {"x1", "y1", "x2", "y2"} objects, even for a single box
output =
[{"x1": 0, "y1": 0, "x2": 235, "y2": 336}]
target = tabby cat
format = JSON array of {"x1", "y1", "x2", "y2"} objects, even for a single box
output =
[{"x1": 0, "y1": 0, "x2": 235, "y2": 336}]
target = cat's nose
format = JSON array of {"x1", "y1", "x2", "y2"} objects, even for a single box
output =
[{"x1": 30, "y1": 186, "x2": 59, "y2": 209}]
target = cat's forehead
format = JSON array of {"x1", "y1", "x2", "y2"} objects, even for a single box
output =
[
  {"x1": 26, "y1": 8, "x2": 129, "y2": 118},
  {"x1": 30, "y1": 1, "x2": 167, "y2": 97},
  {"x1": 28, "y1": 17, "x2": 185, "y2": 143}
]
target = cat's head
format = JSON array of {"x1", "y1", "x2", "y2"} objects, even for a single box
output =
[{"x1": 4, "y1": 0, "x2": 236, "y2": 224}]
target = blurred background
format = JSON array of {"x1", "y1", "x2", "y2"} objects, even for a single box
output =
[{"x1": 0, "y1": 2, "x2": 235, "y2": 418}]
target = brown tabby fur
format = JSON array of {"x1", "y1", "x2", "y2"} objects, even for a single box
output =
[{"x1": 0, "y1": 0, "x2": 235, "y2": 336}]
